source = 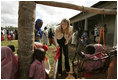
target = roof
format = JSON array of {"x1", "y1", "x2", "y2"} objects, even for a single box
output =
[
  {"x1": 91, "y1": 1, "x2": 107, "y2": 7},
  {"x1": 69, "y1": 1, "x2": 116, "y2": 20}
]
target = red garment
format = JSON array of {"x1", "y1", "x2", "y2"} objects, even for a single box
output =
[
  {"x1": 42, "y1": 45, "x2": 48, "y2": 51},
  {"x1": 34, "y1": 42, "x2": 48, "y2": 51},
  {"x1": 29, "y1": 59, "x2": 46, "y2": 79},
  {"x1": 8, "y1": 35, "x2": 11, "y2": 40},
  {"x1": 11, "y1": 34, "x2": 13, "y2": 40},
  {"x1": 1, "y1": 35, "x2": 4, "y2": 41},
  {"x1": 1, "y1": 46, "x2": 18, "y2": 79},
  {"x1": 49, "y1": 38, "x2": 53, "y2": 45}
]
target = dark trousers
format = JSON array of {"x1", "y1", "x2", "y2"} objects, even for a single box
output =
[
  {"x1": 94, "y1": 36, "x2": 96, "y2": 42},
  {"x1": 57, "y1": 37, "x2": 70, "y2": 74}
]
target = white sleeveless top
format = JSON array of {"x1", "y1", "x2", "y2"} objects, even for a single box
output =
[{"x1": 56, "y1": 26, "x2": 72, "y2": 40}]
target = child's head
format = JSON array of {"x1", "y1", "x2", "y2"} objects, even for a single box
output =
[
  {"x1": 34, "y1": 48, "x2": 46, "y2": 62},
  {"x1": 85, "y1": 44, "x2": 95, "y2": 54},
  {"x1": 44, "y1": 27, "x2": 47, "y2": 30},
  {"x1": 7, "y1": 45, "x2": 15, "y2": 52}
]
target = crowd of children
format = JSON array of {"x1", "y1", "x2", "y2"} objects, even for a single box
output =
[{"x1": 1, "y1": 29, "x2": 18, "y2": 41}]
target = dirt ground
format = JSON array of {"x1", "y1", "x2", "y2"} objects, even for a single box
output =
[{"x1": 48, "y1": 45, "x2": 108, "y2": 79}]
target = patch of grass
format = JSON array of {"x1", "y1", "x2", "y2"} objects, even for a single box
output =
[
  {"x1": 1, "y1": 40, "x2": 18, "y2": 54},
  {"x1": 46, "y1": 44, "x2": 56, "y2": 67}
]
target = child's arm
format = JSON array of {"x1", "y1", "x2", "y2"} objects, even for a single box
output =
[{"x1": 81, "y1": 52, "x2": 85, "y2": 58}]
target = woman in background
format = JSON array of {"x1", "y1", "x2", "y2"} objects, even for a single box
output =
[{"x1": 35, "y1": 19, "x2": 43, "y2": 42}]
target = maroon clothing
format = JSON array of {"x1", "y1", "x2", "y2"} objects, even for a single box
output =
[
  {"x1": 83, "y1": 44, "x2": 105, "y2": 72},
  {"x1": 83, "y1": 54, "x2": 104, "y2": 72},
  {"x1": 1, "y1": 46, "x2": 18, "y2": 79},
  {"x1": 1, "y1": 35, "x2": 4, "y2": 41},
  {"x1": 49, "y1": 38, "x2": 53, "y2": 45},
  {"x1": 29, "y1": 59, "x2": 46, "y2": 79},
  {"x1": 11, "y1": 34, "x2": 13, "y2": 40},
  {"x1": 7, "y1": 34, "x2": 11, "y2": 40}
]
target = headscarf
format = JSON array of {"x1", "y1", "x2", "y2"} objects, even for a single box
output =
[
  {"x1": 34, "y1": 42, "x2": 43, "y2": 50},
  {"x1": 94, "y1": 44, "x2": 104, "y2": 57},
  {"x1": 1, "y1": 46, "x2": 18, "y2": 79},
  {"x1": 35, "y1": 19, "x2": 43, "y2": 38},
  {"x1": 34, "y1": 42, "x2": 48, "y2": 51},
  {"x1": 42, "y1": 45, "x2": 48, "y2": 51}
]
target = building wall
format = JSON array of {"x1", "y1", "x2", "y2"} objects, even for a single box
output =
[
  {"x1": 70, "y1": 1, "x2": 117, "y2": 47},
  {"x1": 97, "y1": 15, "x2": 115, "y2": 46}
]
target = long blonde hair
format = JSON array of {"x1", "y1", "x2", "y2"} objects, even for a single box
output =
[{"x1": 60, "y1": 18, "x2": 70, "y2": 34}]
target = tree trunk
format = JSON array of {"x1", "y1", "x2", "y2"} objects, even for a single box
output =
[
  {"x1": 35, "y1": 1, "x2": 117, "y2": 15},
  {"x1": 18, "y1": 1, "x2": 36, "y2": 78}
]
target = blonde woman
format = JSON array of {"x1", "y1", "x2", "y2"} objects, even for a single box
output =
[{"x1": 54, "y1": 18, "x2": 72, "y2": 76}]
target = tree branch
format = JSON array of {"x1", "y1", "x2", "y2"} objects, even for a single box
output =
[{"x1": 35, "y1": 1, "x2": 117, "y2": 15}]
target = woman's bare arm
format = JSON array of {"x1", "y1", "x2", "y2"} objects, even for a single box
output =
[{"x1": 54, "y1": 29, "x2": 59, "y2": 48}]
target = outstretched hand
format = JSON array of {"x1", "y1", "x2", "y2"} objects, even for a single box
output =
[
  {"x1": 56, "y1": 43, "x2": 60, "y2": 49},
  {"x1": 65, "y1": 40, "x2": 68, "y2": 45}
]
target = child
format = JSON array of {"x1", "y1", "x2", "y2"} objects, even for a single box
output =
[
  {"x1": 81, "y1": 31, "x2": 88, "y2": 45},
  {"x1": 48, "y1": 28, "x2": 54, "y2": 46},
  {"x1": 34, "y1": 43, "x2": 49, "y2": 78},
  {"x1": 43, "y1": 27, "x2": 48, "y2": 45},
  {"x1": 7, "y1": 34, "x2": 11, "y2": 40},
  {"x1": 7, "y1": 45, "x2": 18, "y2": 59},
  {"x1": 34, "y1": 42, "x2": 48, "y2": 51},
  {"x1": 82, "y1": 44, "x2": 105, "y2": 72},
  {"x1": 29, "y1": 48, "x2": 46, "y2": 79},
  {"x1": 1, "y1": 32, "x2": 4, "y2": 41},
  {"x1": 71, "y1": 31, "x2": 78, "y2": 46},
  {"x1": 7, "y1": 45, "x2": 15, "y2": 52},
  {"x1": 34, "y1": 42, "x2": 43, "y2": 49},
  {"x1": 1, "y1": 46, "x2": 18, "y2": 79}
]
